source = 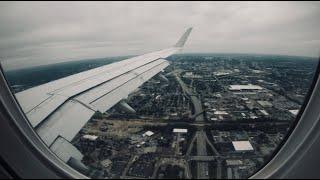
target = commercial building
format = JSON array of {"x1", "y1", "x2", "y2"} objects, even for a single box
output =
[
  {"x1": 173, "y1": 128, "x2": 188, "y2": 133},
  {"x1": 143, "y1": 131, "x2": 154, "y2": 137},
  {"x1": 229, "y1": 85, "x2": 263, "y2": 91},
  {"x1": 232, "y1": 141, "x2": 254, "y2": 151}
]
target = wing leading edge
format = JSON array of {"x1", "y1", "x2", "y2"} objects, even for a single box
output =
[{"x1": 15, "y1": 28, "x2": 192, "y2": 165}]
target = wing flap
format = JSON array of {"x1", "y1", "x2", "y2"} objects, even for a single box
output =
[
  {"x1": 50, "y1": 136, "x2": 84, "y2": 163},
  {"x1": 36, "y1": 100, "x2": 95, "y2": 146},
  {"x1": 26, "y1": 95, "x2": 69, "y2": 127}
]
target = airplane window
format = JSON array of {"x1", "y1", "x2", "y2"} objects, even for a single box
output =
[{"x1": 1, "y1": 2, "x2": 320, "y2": 179}]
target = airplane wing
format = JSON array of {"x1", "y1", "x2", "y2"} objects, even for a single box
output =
[{"x1": 14, "y1": 28, "x2": 192, "y2": 165}]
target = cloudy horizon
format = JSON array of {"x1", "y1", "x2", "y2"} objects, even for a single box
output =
[{"x1": 0, "y1": 1, "x2": 320, "y2": 70}]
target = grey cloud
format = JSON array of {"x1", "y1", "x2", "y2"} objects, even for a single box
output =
[{"x1": 0, "y1": 1, "x2": 320, "y2": 70}]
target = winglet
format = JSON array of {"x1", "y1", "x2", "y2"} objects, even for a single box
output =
[{"x1": 174, "y1": 27, "x2": 193, "y2": 48}]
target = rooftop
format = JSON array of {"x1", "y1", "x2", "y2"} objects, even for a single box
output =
[
  {"x1": 259, "y1": 109, "x2": 269, "y2": 116},
  {"x1": 214, "y1": 110, "x2": 228, "y2": 115},
  {"x1": 232, "y1": 141, "x2": 254, "y2": 151},
  {"x1": 173, "y1": 128, "x2": 188, "y2": 133},
  {"x1": 229, "y1": 84, "x2": 263, "y2": 91},
  {"x1": 289, "y1": 109, "x2": 299, "y2": 116},
  {"x1": 143, "y1": 131, "x2": 154, "y2": 137},
  {"x1": 257, "y1": 101, "x2": 273, "y2": 107},
  {"x1": 83, "y1": 134, "x2": 98, "y2": 141},
  {"x1": 226, "y1": 159, "x2": 243, "y2": 166}
]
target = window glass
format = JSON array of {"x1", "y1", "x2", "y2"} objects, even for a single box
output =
[{"x1": 1, "y1": 2, "x2": 319, "y2": 179}]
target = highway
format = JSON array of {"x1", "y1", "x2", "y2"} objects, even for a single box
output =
[
  {"x1": 174, "y1": 72, "x2": 203, "y2": 122},
  {"x1": 196, "y1": 130, "x2": 209, "y2": 179},
  {"x1": 174, "y1": 72, "x2": 209, "y2": 179}
]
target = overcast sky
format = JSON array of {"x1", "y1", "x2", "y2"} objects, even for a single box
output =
[{"x1": 0, "y1": 1, "x2": 319, "y2": 70}]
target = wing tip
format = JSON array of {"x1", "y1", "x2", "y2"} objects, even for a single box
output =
[{"x1": 174, "y1": 27, "x2": 193, "y2": 48}]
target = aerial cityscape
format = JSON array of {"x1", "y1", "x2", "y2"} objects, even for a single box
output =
[
  {"x1": 1, "y1": 1, "x2": 320, "y2": 179},
  {"x1": 6, "y1": 53, "x2": 316, "y2": 179}
]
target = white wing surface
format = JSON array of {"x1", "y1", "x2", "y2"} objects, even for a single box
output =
[{"x1": 15, "y1": 28, "x2": 192, "y2": 164}]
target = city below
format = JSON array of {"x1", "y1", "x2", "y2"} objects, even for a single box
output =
[{"x1": 5, "y1": 53, "x2": 318, "y2": 179}]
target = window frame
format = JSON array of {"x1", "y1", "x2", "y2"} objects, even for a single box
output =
[
  {"x1": 251, "y1": 57, "x2": 320, "y2": 178},
  {"x1": 0, "y1": 65, "x2": 87, "y2": 179}
]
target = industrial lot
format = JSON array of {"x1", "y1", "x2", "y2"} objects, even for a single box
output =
[{"x1": 72, "y1": 54, "x2": 316, "y2": 179}]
